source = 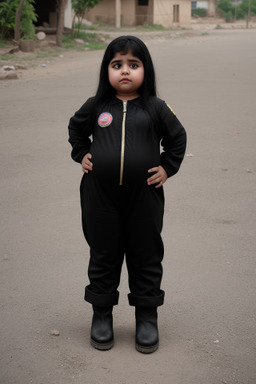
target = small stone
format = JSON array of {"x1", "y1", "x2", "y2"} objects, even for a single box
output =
[
  {"x1": 2, "y1": 65, "x2": 15, "y2": 71},
  {"x1": 50, "y1": 329, "x2": 60, "y2": 336},
  {"x1": 74, "y1": 38, "x2": 85, "y2": 45},
  {"x1": 82, "y1": 18, "x2": 92, "y2": 26},
  {"x1": 15, "y1": 64, "x2": 27, "y2": 70},
  {"x1": 36, "y1": 31, "x2": 46, "y2": 41}
]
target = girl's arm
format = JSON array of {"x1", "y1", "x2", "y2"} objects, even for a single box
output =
[
  {"x1": 68, "y1": 98, "x2": 94, "y2": 163},
  {"x1": 159, "y1": 102, "x2": 187, "y2": 178}
]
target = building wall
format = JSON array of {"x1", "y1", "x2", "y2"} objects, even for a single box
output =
[
  {"x1": 122, "y1": 0, "x2": 136, "y2": 25},
  {"x1": 85, "y1": 0, "x2": 116, "y2": 25},
  {"x1": 84, "y1": 0, "x2": 190, "y2": 28},
  {"x1": 153, "y1": 0, "x2": 191, "y2": 27},
  {"x1": 84, "y1": 0, "x2": 136, "y2": 26},
  {"x1": 135, "y1": 0, "x2": 154, "y2": 25},
  {"x1": 207, "y1": 0, "x2": 217, "y2": 17},
  {"x1": 64, "y1": 0, "x2": 73, "y2": 29}
]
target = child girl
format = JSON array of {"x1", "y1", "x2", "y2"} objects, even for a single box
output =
[{"x1": 68, "y1": 36, "x2": 186, "y2": 353}]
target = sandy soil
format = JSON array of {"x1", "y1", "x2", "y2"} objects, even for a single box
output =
[{"x1": 1, "y1": 26, "x2": 256, "y2": 384}]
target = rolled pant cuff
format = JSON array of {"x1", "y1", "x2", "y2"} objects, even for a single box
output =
[
  {"x1": 128, "y1": 290, "x2": 165, "y2": 307},
  {"x1": 84, "y1": 285, "x2": 119, "y2": 307}
]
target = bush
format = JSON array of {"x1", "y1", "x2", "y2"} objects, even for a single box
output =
[
  {"x1": 236, "y1": 0, "x2": 256, "y2": 19},
  {"x1": 192, "y1": 8, "x2": 207, "y2": 18},
  {"x1": 0, "y1": 0, "x2": 37, "y2": 40},
  {"x1": 217, "y1": 0, "x2": 235, "y2": 22}
]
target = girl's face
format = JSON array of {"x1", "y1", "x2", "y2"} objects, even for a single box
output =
[{"x1": 108, "y1": 50, "x2": 144, "y2": 100}]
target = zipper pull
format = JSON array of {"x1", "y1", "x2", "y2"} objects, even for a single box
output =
[{"x1": 123, "y1": 101, "x2": 127, "y2": 113}]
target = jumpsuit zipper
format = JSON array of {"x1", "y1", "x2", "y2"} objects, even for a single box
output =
[{"x1": 119, "y1": 101, "x2": 127, "y2": 185}]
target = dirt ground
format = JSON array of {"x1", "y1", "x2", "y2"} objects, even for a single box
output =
[{"x1": 1, "y1": 25, "x2": 256, "y2": 384}]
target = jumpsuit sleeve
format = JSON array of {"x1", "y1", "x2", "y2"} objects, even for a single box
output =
[
  {"x1": 159, "y1": 102, "x2": 187, "y2": 178},
  {"x1": 68, "y1": 97, "x2": 94, "y2": 163}
]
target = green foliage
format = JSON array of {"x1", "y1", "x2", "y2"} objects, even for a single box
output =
[
  {"x1": 217, "y1": 0, "x2": 235, "y2": 21},
  {"x1": 0, "y1": 0, "x2": 15, "y2": 38},
  {"x1": 192, "y1": 8, "x2": 207, "y2": 18},
  {"x1": 71, "y1": 0, "x2": 103, "y2": 37},
  {"x1": 217, "y1": 0, "x2": 256, "y2": 21},
  {"x1": 71, "y1": 0, "x2": 103, "y2": 15},
  {"x1": 236, "y1": 0, "x2": 256, "y2": 19},
  {"x1": 0, "y1": 0, "x2": 37, "y2": 40}
]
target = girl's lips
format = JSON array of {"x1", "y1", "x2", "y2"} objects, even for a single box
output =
[{"x1": 120, "y1": 78, "x2": 131, "y2": 82}]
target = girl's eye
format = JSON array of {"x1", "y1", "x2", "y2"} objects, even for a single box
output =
[
  {"x1": 130, "y1": 63, "x2": 138, "y2": 69},
  {"x1": 113, "y1": 64, "x2": 121, "y2": 69}
]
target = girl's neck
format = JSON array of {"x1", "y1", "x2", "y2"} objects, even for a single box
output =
[{"x1": 115, "y1": 92, "x2": 141, "y2": 102}]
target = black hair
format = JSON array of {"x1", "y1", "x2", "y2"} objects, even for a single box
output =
[{"x1": 90, "y1": 36, "x2": 158, "y2": 127}]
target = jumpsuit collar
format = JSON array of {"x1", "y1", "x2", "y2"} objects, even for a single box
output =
[{"x1": 108, "y1": 96, "x2": 143, "y2": 106}]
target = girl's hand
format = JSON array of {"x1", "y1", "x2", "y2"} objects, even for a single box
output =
[
  {"x1": 81, "y1": 153, "x2": 93, "y2": 173},
  {"x1": 147, "y1": 166, "x2": 167, "y2": 188}
]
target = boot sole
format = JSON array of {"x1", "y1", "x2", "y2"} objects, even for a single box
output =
[
  {"x1": 136, "y1": 342, "x2": 159, "y2": 354},
  {"x1": 91, "y1": 338, "x2": 114, "y2": 351}
]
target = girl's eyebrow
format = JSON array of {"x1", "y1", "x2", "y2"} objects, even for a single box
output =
[{"x1": 110, "y1": 58, "x2": 140, "y2": 64}]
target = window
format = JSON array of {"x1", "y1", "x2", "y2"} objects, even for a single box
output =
[
  {"x1": 173, "y1": 4, "x2": 180, "y2": 22},
  {"x1": 138, "y1": 0, "x2": 149, "y2": 5}
]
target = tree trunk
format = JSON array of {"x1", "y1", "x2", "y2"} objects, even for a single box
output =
[
  {"x1": 14, "y1": 0, "x2": 26, "y2": 42},
  {"x1": 56, "y1": 0, "x2": 66, "y2": 47}
]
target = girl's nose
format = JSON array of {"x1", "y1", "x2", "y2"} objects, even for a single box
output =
[{"x1": 122, "y1": 66, "x2": 129, "y2": 74}]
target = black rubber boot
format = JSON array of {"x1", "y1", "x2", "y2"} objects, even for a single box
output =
[
  {"x1": 90, "y1": 306, "x2": 114, "y2": 351},
  {"x1": 135, "y1": 307, "x2": 159, "y2": 354}
]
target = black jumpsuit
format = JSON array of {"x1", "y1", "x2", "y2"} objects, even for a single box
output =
[{"x1": 68, "y1": 96, "x2": 186, "y2": 308}]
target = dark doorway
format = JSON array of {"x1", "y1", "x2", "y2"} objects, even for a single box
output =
[{"x1": 34, "y1": 0, "x2": 57, "y2": 27}]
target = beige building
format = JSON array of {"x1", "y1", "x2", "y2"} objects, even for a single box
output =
[{"x1": 85, "y1": 0, "x2": 191, "y2": 28}]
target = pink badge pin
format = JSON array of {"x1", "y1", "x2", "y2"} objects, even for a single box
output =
[{"x1": 98, "y1": 112, "x2": 113, "y2": 127}]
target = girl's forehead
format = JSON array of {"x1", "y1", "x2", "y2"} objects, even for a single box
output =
[{"x1": 111, "y1": 50, "x2": 141, "y2": 61}]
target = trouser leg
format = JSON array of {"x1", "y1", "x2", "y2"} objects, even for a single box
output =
[
  {"x1": 80, "y1": 174, "x2": 124, "y2": 306},
  {"x1": 122, "y1": 185, "x2": 165, "y2": 353},
  {"x1": 124, "y1": 185, "x2": 165, "y2": 307}
]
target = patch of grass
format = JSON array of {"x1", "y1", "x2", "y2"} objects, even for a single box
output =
[
  {"x1": 62, "y1": 35, "x2": 76, "y2": 49},
  {"x1": 76, "y1": 23, "x2": 116, "y2": 31},
  {"x1": 21, "y1": 52, "x2": 60, "y2": 61},
  {"x1": 87, "y1": 40, "x2": 106, "y2": 50},
  {"x1": 0, "y1": 52, "x2": 60, "y2": 63},
  {"x1": 0, "y1": 54, "x2": 12, "y2": 61},
  {"x1": 137, "y1": 24, "x2": 165, "y2": 31},
  {"x1": 0, "y1": 39, "x2": 8, "y2": 48},
  {"x1": 62, "y1": 32, "x2": 107, "y2": 51},
  {"x1": 74, "y1": 22, "x2": 167, "y2": 32}
]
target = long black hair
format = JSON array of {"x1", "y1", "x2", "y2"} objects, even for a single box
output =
[{"x1": 90, "y1": 36, "x2": 158, "y2": 126}]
